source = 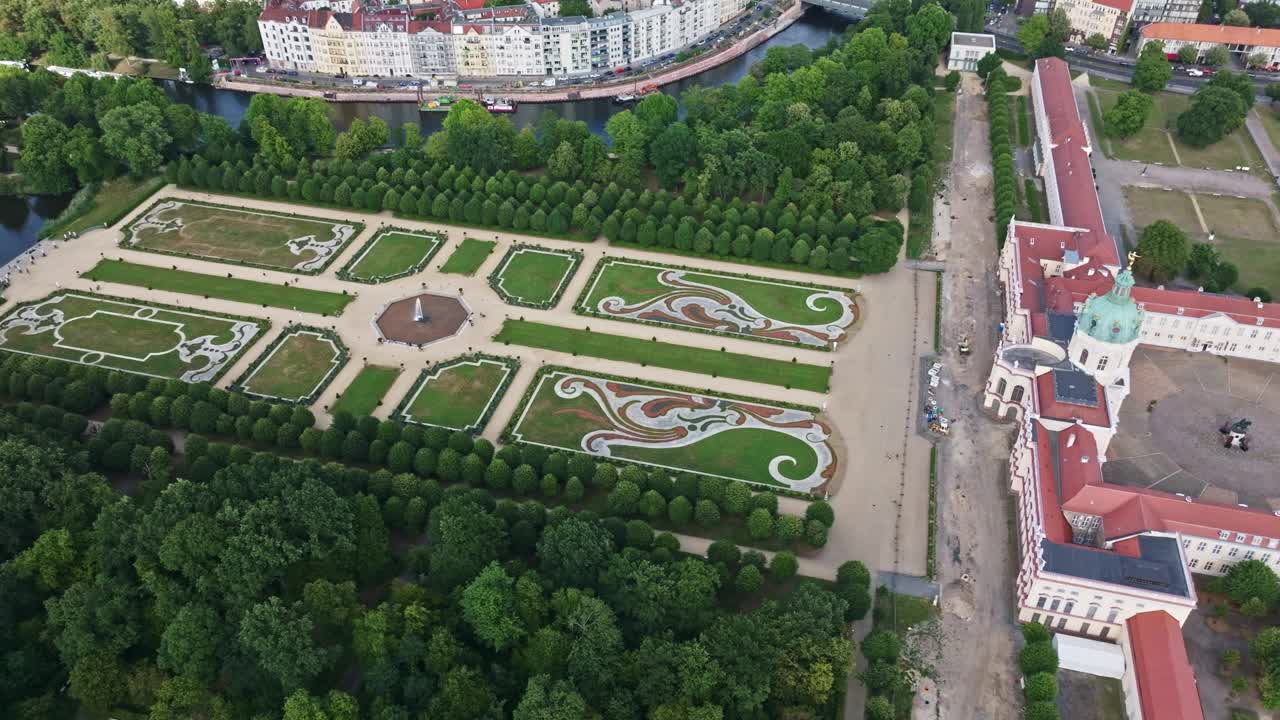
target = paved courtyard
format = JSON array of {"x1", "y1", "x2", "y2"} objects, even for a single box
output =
[{"x1": 1105, "y1": 348, "x2": 1280, "y2": 510}]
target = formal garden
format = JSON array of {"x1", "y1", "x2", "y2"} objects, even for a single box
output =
[
  {"x1": 504, "y1": 367, "x2": 838, "y2": 491},
  {"x1": 439, "y1": 237, "x2": 497, "y2": 275},
  {"x1": 488, "y1": 244, "x2": 581, "y2": 308},
  {"x1": 576, "y1": 258, "x2": 858, "y2": 348},
  {"x1": 0, "y1": 292, "x2": 264, "y2": 382},
  {"x1": 337, "y1": 227, "x2": 444, "y2": 283},
  {"x1": 331, "y1": 364, "x2": 402, "y2": 417},
  {"x1": 395, "y1": 354, "x2": 519, "y2": 432},
  {"x1": 123, "y1": 199, "x2": 361, "y2": 273},
  {"x1": 235, "y1": 327, "x2": 348, "y2": 404}
]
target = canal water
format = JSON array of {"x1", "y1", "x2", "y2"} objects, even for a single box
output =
[{"x1": 0, "y1": 9, "x2": 848, "y2": 259}]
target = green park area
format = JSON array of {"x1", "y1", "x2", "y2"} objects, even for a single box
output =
[
  {"x1": 577, "y1": 259, "x2": 857, "y2": 348},
  {"x1": 0, "y1": 292, "x2": 263, "y2": 381},
  {"x1": 439, "y1": 238, "x2": 497, "y2": 275},
  {"x1": 1125, "y1": 187, "x2": 1280, "y2": 295},
  {"x1": 83, "y1": 259, "x2": 353, "y2": 315},
  {"x1": 506, "y1": 368, "x2": 837, "y2": 490},
  {"x1": 340, "y1": 229, "x2": 443, "y2": 282},
  {"x1": 332, "y1": 365, "x2": 402, "y2": 417},
  {"x1": 240, "y1": 329, "x2": 345, "y2": 403},
  {"x1": 495, "y1": 319, "x2": 831, "y2": 392},
  {"x1": 1090, "y1": 80, "x2": 1266, "y2": 173},
  {"x1": 397, "y1": 355, "x2": 516, "y2": 431},
  {"x1": 48, "y1": 176, "x2": 165, "y2": 237},
  {"x1": 123, "y1": 200, "x2": 360, "y2": 272},
  {"x1": 490, "y1": 245, "x2": 580, "y2": 307}
]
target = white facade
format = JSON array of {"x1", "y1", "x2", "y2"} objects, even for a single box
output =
[
  {"x1": 261, "y1": 0, "x2": 735, "y2": 78},
  {"x1": 1137, "y1": 25, "x2": 1280, "y2": 67},
  {"x1": 1129, "y1": 0, "x2": 1198, "y2": 25},
  {"x1": 947, "y1": 32, "x2": 996, "y2": 70}
]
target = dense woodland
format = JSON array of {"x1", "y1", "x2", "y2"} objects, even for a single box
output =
[
  {"x1": 0, "y1": 341, "x2": 874, "y2": 720},
  {"x1": 0, "y1": 0, "x2": 262, "y2": 74}
]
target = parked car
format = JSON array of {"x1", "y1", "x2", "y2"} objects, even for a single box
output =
[{"x1": 1186, "y1": 68, "x2": 1204, "y2": 77}]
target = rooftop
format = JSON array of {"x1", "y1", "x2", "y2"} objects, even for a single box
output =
[
  {"x1": 1125, "y1": 611, "x2": 1206, "y2": 720},
  {"x1": 1041, "y1": 535, "x2": 1190, "y2": 598},
  {"x1": 1141, "y1": 22, "x2": 1280, "y2": 47},
  {"x1": 951, "y1": 32, "x2": 996, "y2": 48}
]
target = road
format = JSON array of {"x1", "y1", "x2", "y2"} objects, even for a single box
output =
[{"x1": 987, "y1": 29, "x2": 1280, "y2": 99}]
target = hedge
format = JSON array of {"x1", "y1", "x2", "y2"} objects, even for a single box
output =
[{"x1": 989, "y1": 89, "x2": 1017, "y2": 248}]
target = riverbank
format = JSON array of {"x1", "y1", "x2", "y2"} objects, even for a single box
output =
[{"x1": 212, "y1": 2, "x2": 806, "y2": 104}]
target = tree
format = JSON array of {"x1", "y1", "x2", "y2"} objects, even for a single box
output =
[
  {"x1": 1025, "y1": 672, "x2": 1058, "y2": 702},
  {"x1": 1205, "y1": 44, "x2": 1231, "y2": 67},
  {"x1": 1017, "y1": 15, "x2": 1051, "y2": 58},
  {"x1": 1103, "y1": 90, "x2": 1154, "y2": 138},
  {"x1": 1085, "y1": 33, "x2": 1108, "y2": 51},
  {"x1": 1133, "y1": 41, "x2": 1173, "y2": 92},
  {"x1": 1249, "y1": 51, "x2": 1270, "y2": 68},
  {"x1": 537, "y1": 517, "x2": 614, "y2": 588},
  {"x1": 513, "y1": 676, "x2": 588, "y2": 720},
  {"x1": 559, "y1": 0, "x2": 593, "y2": 16},
  {"x1": 1245, "y1": 0, "x2": 1280, "y2": 27},
  {"x1": 1019, "y1": 641, "x2": 1059, "y2": 675},
  {"x1": 237, "y1": 597, "x2": 332, "y2": 692},
  {"x1": 158, "y1": 603, "x2": 222, "y2": 683},
  {"x1": 1177, "y1": 44, "x2": 1199, "y2": 64},
  {"x1": 18, "y1": 114, "x2": 75, "y2": 194},
  {"x1": 69, "y1": 652, "x2": 127, "y2": 714},
  {"x1": 1177, "y1": 86, "x2": 1246, "y2": 147},
  {"x1": 1187, "y1": 242, "x2": 1220, "y2": 279},
  {"x1": 462, "y1": 562, "x2": 527, "y2": 651},
  {"x1": 1224, "y1": 8, "x2": 1251, "y2": 25},
  {"x1": 1223, "y1": 559, "x2": 1280, "y2": 607},
  {"x1": 1135, "y1": 220, "x2": 1190, "y2": 281},
  {"x1": 428, "y1": 495, "x2": 508, "y2": 590}
]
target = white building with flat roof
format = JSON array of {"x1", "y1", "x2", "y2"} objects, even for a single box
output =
[{"x1": 947, "y1": 32, "x2": 996, "y2": 70}]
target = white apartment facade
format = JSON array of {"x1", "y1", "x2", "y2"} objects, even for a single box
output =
[
  {"x1": 260, "y1": 0, "x2": 738, "y2": 78},
  {"x1": 1138, "y1": 23, "x2": 1280, "y2": 68}
]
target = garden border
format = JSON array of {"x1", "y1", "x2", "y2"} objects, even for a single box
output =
[
  {"x1": 122, "y1": 198, "x2": 364, "y2": 276},
  {"x1": 487, "y1": 243, "x2": 583, "y2": 309},
  {"x1": 231, "y1": 325, "x2": 349, "y2": 406},
  {"x1": 573, "y1": 257, "x2": 859, "y2": 351},
  {"x1": 336, "y1": 226, "x2": 446, "y2": 284},
  {"x1": 393, "y1": 352, "x2": 520, "y2": 434},
  {"x1": 500, "y1": 364, "x2": 828, "y2": 492},
  {"x1": 0, "y1": 289, "x2": 269, "y2": 383}
]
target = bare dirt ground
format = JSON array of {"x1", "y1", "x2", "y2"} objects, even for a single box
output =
[{"x1": 925, "y1": 72, "x2": 1023, "y2": 720}]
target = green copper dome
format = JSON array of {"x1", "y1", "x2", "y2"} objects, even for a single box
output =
[{"x1": 1078, "y1": 267, "x2": 1144, "y2": 344}]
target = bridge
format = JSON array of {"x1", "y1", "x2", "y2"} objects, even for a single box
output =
[{"x1": 801, "y1": 0, "x2": 874, "y2": 18}]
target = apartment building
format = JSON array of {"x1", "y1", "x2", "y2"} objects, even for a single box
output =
[
  {"x1": 1138, "y1": 23, "x2": 1280, "y2": 67},
  {"x1": 986, "y1": 56, "x2": 1280, "y2": 720},
  {"x1": 260, "y1": 0, "x2": 736, "y2": 79},
  {"x1": 1056, "y1": 0, "x2": 1131, "y2": 44},
  {"x1": 1128, "y1": 0, "x2": 1199, "y2": 25}
]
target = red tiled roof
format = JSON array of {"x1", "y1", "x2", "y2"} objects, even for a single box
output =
[
  {"x1": 1034, "y1": 372, "x2": 1110, "y2": 427},
  {"x1": 1093, "y1": 0, "x2": 1134, "y2": 13},
  {"x1": 1141, "y1": 22, "x2": 1280, "y2": 48},
  {"x1": 1126, "y1": 611, "x2": 1205, "y2": 720}
]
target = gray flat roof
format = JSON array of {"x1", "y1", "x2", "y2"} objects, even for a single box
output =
[
  {"x1": 1041, "y1": 535, "x2": 1190, "y2": 599},
  {"x1": 952, "y1": 32, "x2": 996, "y2": 48},
  {"x1": 1053, "y1": 368, "x2": 1099, "y2": 408}
]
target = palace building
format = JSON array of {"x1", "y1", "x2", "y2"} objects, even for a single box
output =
[{"x1": 988, "y1": 56, "x2": 1280, "y2": 719}]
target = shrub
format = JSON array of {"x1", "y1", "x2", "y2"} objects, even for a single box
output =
[
  {"x1": 805, "y1": 500, "x2": 834, "y2": 527},
  {"x1": 668, "y1": 495, "x2": 693, "y2": 525},
  {"x1": 735, "y1": 565, "x2": 764, "y2": 594},
  {"x1": 861, "y1": 630, "x2": 901, "y2": 662},
  {"x1": 1019, "y1": 641, "x2": 1058, "y2": 676},
  {"x1": 1024, "y1": 672, "x2": 1057, "y2": 703},
  {"x1": 747, "y1": 508, "x2": 774, "y2": 540},
  {"x1": 837, "y1": 560, "x2": 871, "y2": 588},
  {"x1": 1021, "y1": 622, "x2": 1050, "y2": 644},
  {"x1": 775, "y1": 514, "x2": 803, "y2": 543},
  {"x1": 540, "y1": 474, "x2": 559, "y2": 498},
  {"x1": 625, "y1": 519, "x2": 654, "y2": 549},
  {"x1": 805, "y1": 520, "x2": 828, "y2": 548},
  {"x1": 695, "y1": 499, "x2": 721, "y2": 528},
  {"x1": 564, "y1": 476, "x2": 584, "y2": 503},
  {"x1": 607, "y1": 480, "x2": 641, "y2": 516},
  {"x1": 706, "y1": 539, "x2": 740, "y2": 569},
  {"x1": 1023, "y1": 702, "x2": 1060, "y2": 720},
  {"x1": 769, "y1": 551, "x2": 798, "y2": 582}
]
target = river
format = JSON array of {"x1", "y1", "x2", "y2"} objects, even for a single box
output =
[{"x1": 0, "y1": 9, "x2": 848, "y2": 259}]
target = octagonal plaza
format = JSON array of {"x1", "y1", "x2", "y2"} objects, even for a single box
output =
[
  {"x1": 374, "y1": 292, "x2": 472, "y2": 347},
  {"x1": 1102, "y1": 348, "x2": 1280, "y2": 511}
]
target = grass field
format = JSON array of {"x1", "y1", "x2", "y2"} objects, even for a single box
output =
[
  {"x1": 53, "y1": 176, "x2": 165, "y2": 237},
  {"x1": 494, "y1": 319, "x2": 831, "y2": 392},
  {"x1": 1256, "y1": 107, "x2": 1280, "y2": 157},
  {"x1": 83, "y1": 259, "x2": 353, "y2": 315},
  {"x1": 577, "y1": 259, "x2": 857, "y2": 348},
  {"x1": 439, "y1": 238, "x2": 497, "y2": 275},
  {"x1": 242, "y1": 330, "x2": 345, "y2": 403},
  {"x1": 124, "y1": 200, "x2": 359, "y2": 273},
  {"x1": 399, "y1": 356, "x2": 516, "y2": 431},
  {"x1": 342, "y1": 229, "x2": 442, "y2": 282},
  {"x1": 0, "y1": 292, "x2": 263, "y2": 381},
  {"x1": 332, "y1": 365, "x2": 402, "y2": 417},
  {"x1": 1196, "y1": 194, "x2": 1280, "y2": 294},
  {"x1": 1122, "y1": 187, "x2": 1203, "y2": 234},
  {"x1": 491, "y1": 246, "x2": 580, "y2": 306},
  {"x1": 1093, "y1": 85, "x2": 1266, "y2": 173},
  {"x1": 506, "y1": 368, "x2": 836, "y2": 490}
]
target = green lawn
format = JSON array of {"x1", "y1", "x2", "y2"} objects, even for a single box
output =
[
  {"x1": 491, "y1": 246, "x2": 580, "y2": 306},
  {"x1": 83, "y1": 259, "x2": 353, "y2": 315},
  {"x1": 332, "y1": 365, "x2": 401, "y2": 417},
  {"x1": 1094, "y1": 87, "x2": 1266, "y2": 173},
  {"x1": 1255, "y1": 107, "x2": 1280, "y2": 157},
  {"x1": 439, "y1": 238, "x2": 497, "y2": 275},
  {"x1": 872, "y1": 586, "x2": 939, "y2": 637},
  {"x1": 342, "y1": 229, "x2": 442, "y2": 282},
  {"x1": 1196, "y1": 195, "x2": 1280, "y2": 294},
  {"x1": 55, "y1": 176, "x2": 165, "y2": 237},
  {"x1": 399, "y1": 356, "x2": 515, "y2": 430},
  {"x1": 123, "y1": 199, "x2": 360, "y2": 273},
  {"x1": 495, "y1": 319, "x2": 831, "y2": 392},
  {"x1": 0, "y1": 292, "x2": 263, "y2": 380},
  {"x1": 577, "y1": 259, "x2": 856, "y2": 348},
  {"x1": 1122, "y1": 187, "x2": 1203, "y2": 234},
  {"x1": 1016, "y1": 95, "x2": 1031, "y2": 146},
  {"x1": 242, "y1": 330, "x2": 344, "y2": 403},
  {"x1": 506, "y1": 368, "x2": 836, "y2": 490}
]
